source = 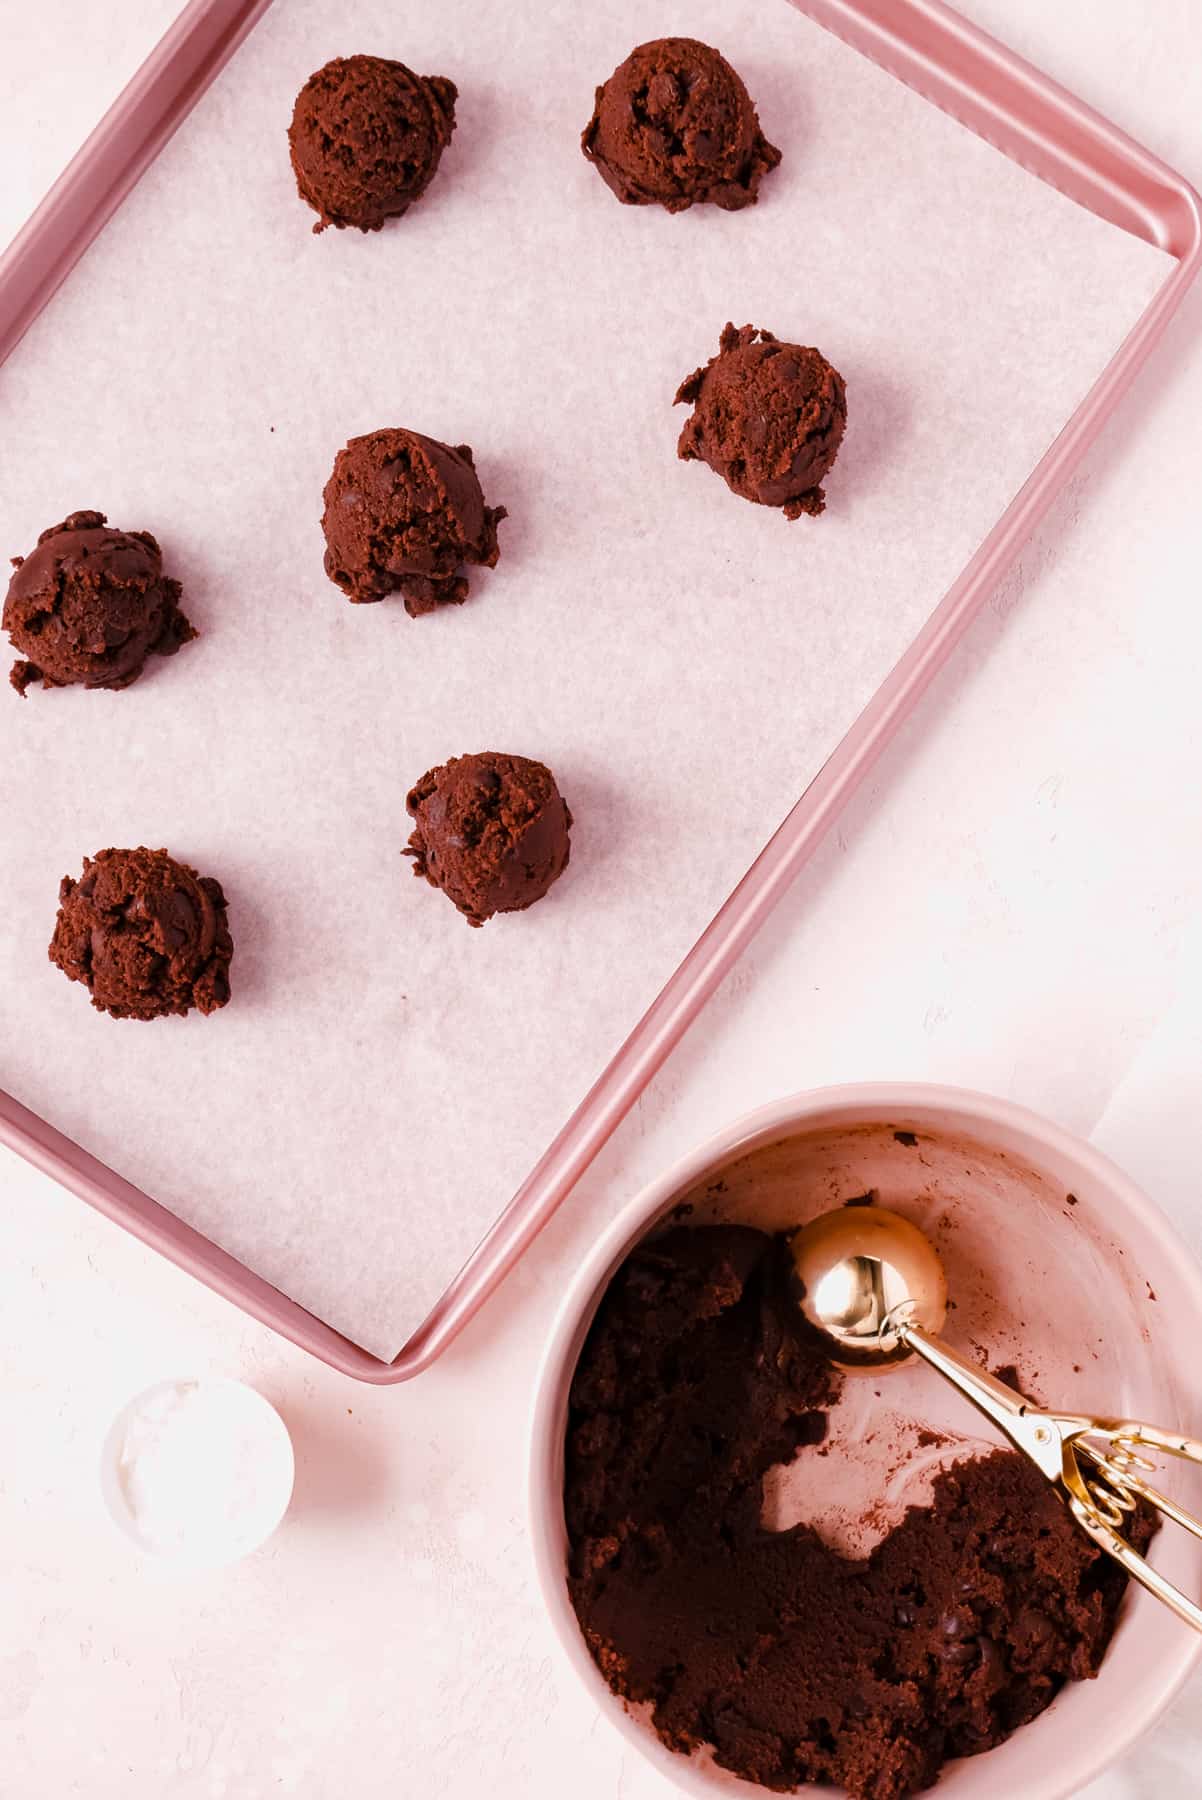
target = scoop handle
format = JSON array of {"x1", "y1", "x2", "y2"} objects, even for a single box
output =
[
  {"x1": 1108, "y1": 1420, "x2": 1202, "y2": 1476},
  {"x1": 895, "y1": 1318, "x2": 1068, "y2": 1481},
  {"x1": 895, "y1": 1324, "x2": 1202, "y2": 1634},
  {"x1": 1063, "y1": 1440, "x2": 1202, "y2": 1635}
]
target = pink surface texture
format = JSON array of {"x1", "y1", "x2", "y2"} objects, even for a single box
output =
[{"x1": 0, "y1": 0, "x2": 1196, "y2": 1373}]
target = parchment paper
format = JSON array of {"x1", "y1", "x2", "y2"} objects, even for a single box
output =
[{"x1": 0, "y1": 0, "x2": 1169, "y2": 1356}]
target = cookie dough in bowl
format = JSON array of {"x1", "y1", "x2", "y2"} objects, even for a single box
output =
[{"x1": 529, "y1": 1085, "x2": 1202, "y2": 1800}]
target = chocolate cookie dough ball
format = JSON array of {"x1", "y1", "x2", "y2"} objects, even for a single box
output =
[
  {"x1": 322, "y1": 427, "x2": 506, "y2": 614},
  {"x1": 4, "y1": 511, "x2": 194, "y2": 697},
  {"x1": 582, "y1": 38, "x2": 780, "y2": 213},
  {"x1": 49, "y1": 847, "x2": 233, "y2": 1021},
  {"x1": 675, "y1": 323, "x2": 847, "y2": 518},
  {"x1": 405, "y1": 752, "x2": 572, "y2": 926},
  {"x1": 288, "y1": 54, "x2": 457, "y2": 233}
]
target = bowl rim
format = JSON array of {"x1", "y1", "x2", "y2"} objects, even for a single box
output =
[{"x1": 528, "y1": 1080, "x2": 1202, "y2": 1800}]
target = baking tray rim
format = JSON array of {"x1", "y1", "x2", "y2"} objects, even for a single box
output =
[{"x1": 0, "y1": 0, "x2": 1198, "y2": 1381}]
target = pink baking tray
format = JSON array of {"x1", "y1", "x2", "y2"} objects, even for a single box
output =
[{"x1": 0, "y1": 0, "x2": 1198, "y2": 1382}]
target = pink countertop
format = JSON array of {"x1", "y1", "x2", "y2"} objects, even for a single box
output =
[{"x1": 2, "y1": 1, "x2": 1202, "y2": 1796}]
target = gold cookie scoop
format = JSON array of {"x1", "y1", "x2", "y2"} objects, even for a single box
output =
[{"x1": 791, "y1": 1204, "x2": 1202, "y2": 1632}]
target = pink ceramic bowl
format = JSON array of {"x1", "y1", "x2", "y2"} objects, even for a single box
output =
[{"x1": 529, "y1": 1084, "x2": 1202, "y2": 1800}]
